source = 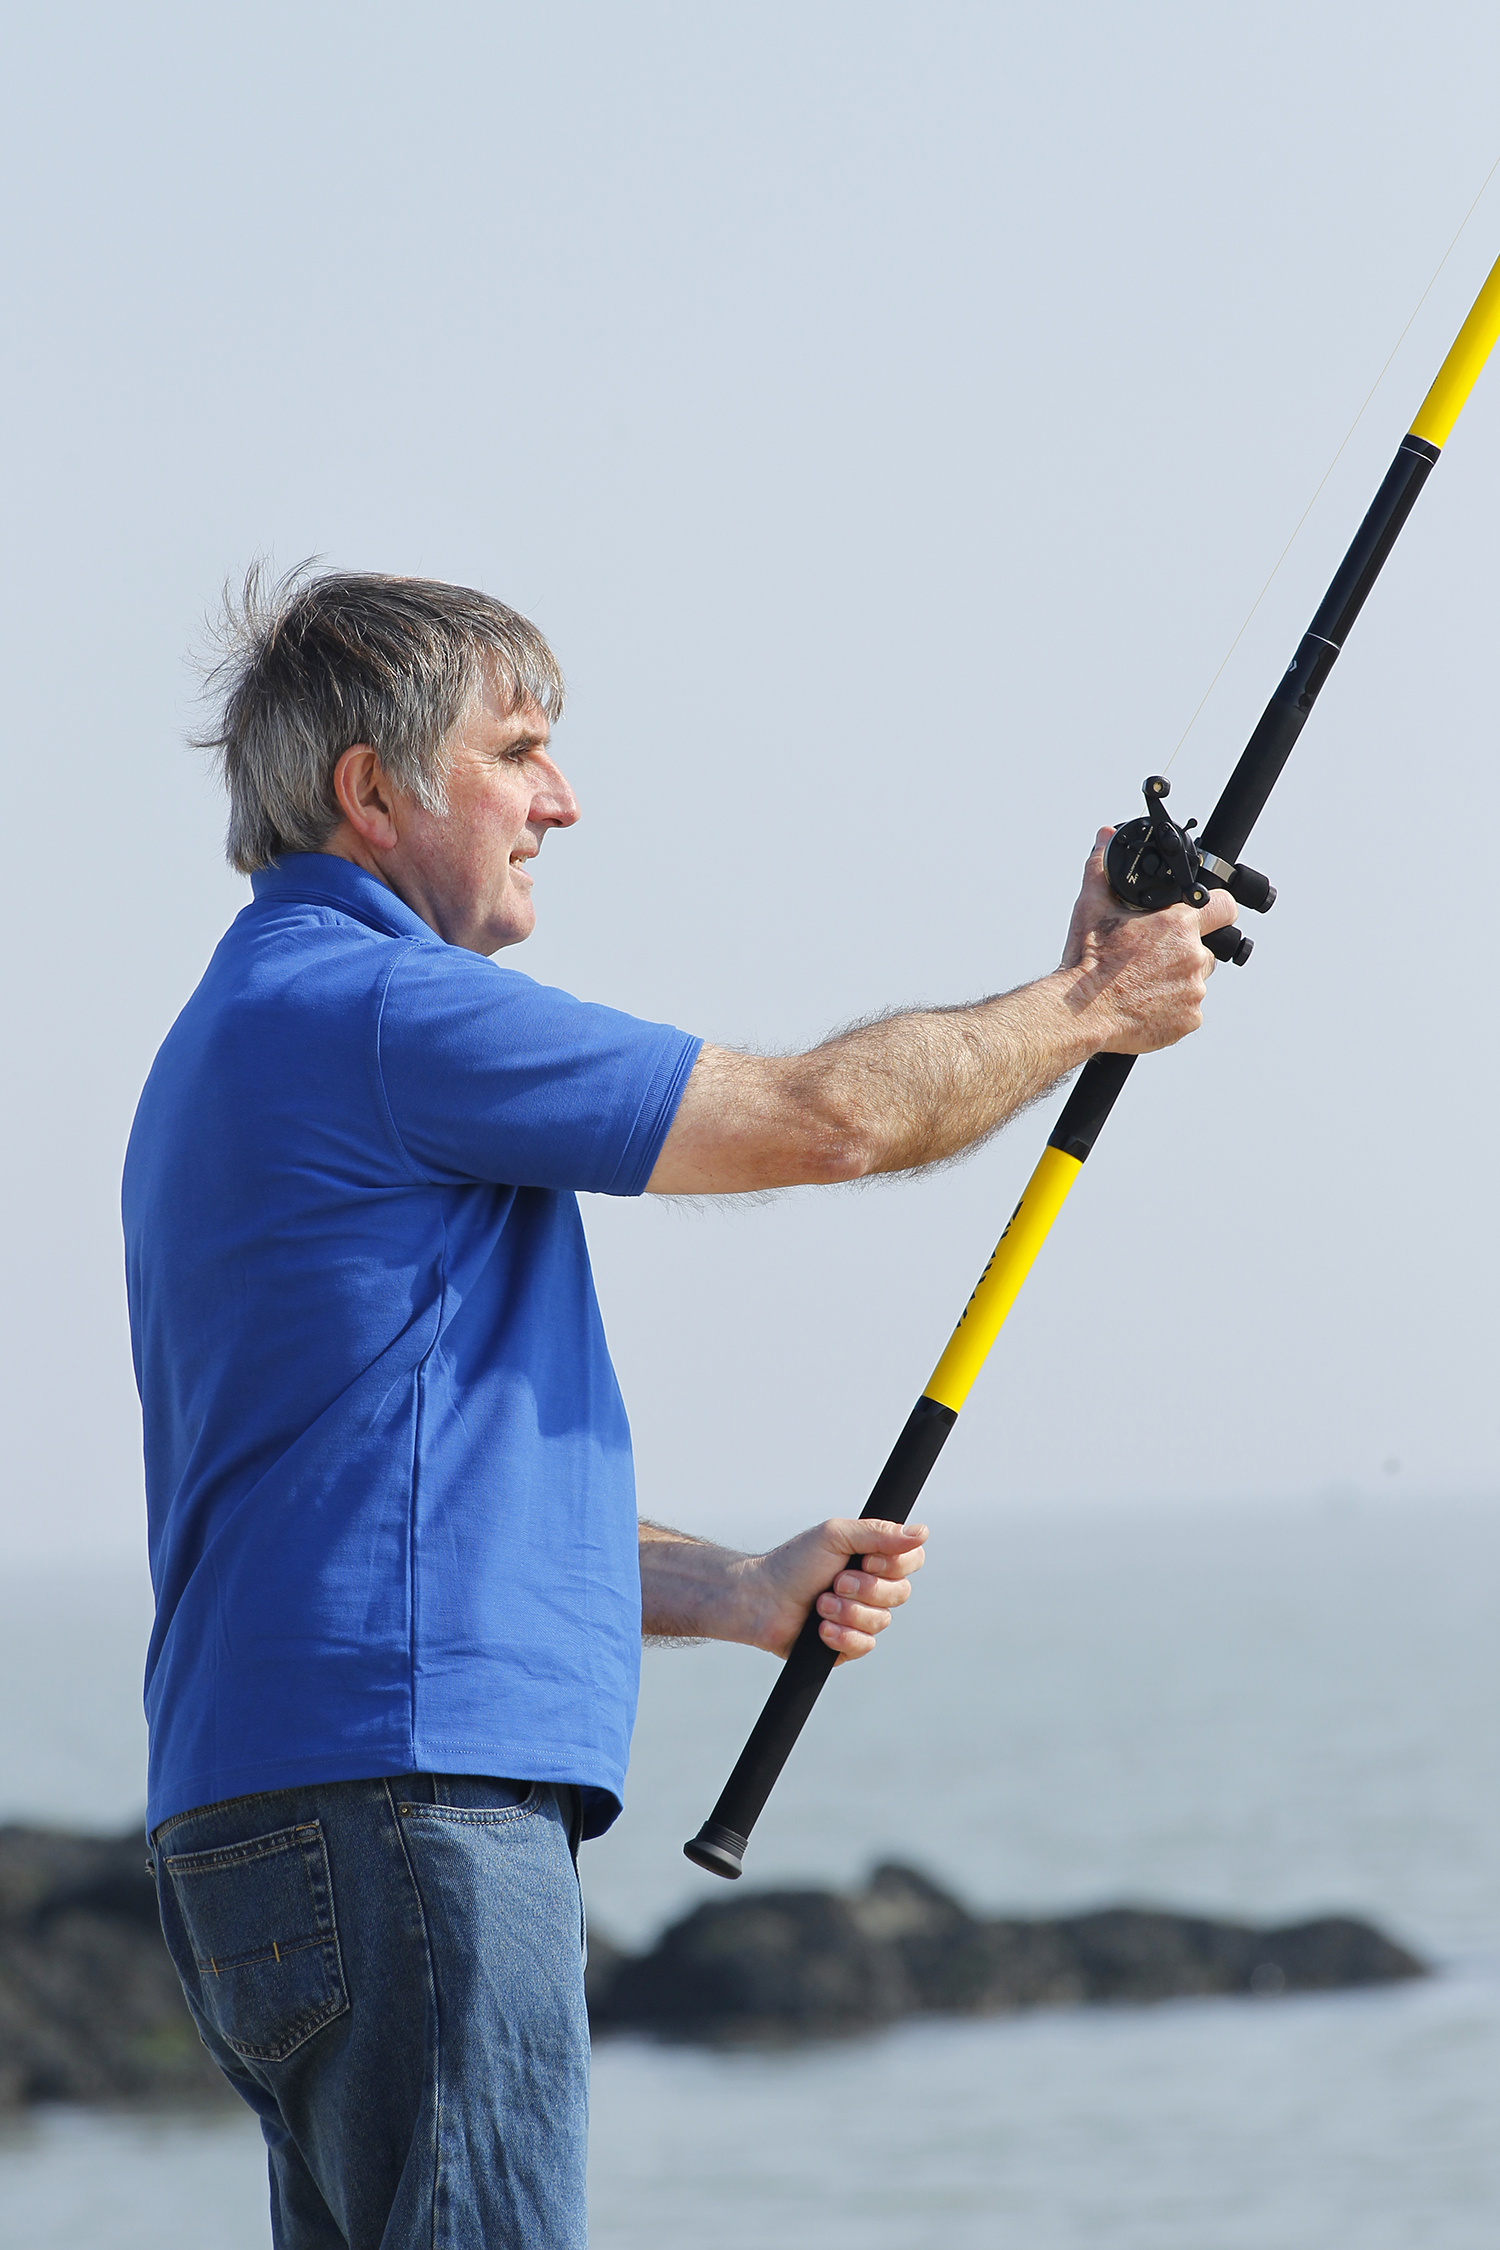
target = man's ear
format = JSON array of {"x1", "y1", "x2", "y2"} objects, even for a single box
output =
[{"x1": 333, "y1": 745, "x2": 402, "y2": 852}]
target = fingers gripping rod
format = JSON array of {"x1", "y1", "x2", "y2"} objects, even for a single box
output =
[{"x1": 685, "y1": 247, "x2": 1500, "y2": 1881}]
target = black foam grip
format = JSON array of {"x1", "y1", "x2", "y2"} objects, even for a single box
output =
[
  {"x1": 695, "y1": 1609, "x2": 840, "y2": 1846},
  {"x1": 686, "y1": 1395, "x2": 956, "y2": 1864},
  {"x1": 1046, "y1": 1052, "x2": 1136, "y2": 1162}
]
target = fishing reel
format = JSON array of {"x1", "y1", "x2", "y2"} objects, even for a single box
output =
[{"x1": 1104, "y1": 776, "x2": 1276, "y2": 967}]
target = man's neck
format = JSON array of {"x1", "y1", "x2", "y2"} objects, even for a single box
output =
[{"x1": 319, "y1": 824, "x2": 395, "y2": 891}]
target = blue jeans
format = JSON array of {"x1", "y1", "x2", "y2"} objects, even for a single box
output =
[{"x1": 151, "y1": 1775, "x2": 589, "y2": 2249}]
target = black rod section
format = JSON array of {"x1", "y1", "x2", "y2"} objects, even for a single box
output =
[
  {"x1": 1047, "y1": 1051, "x2": 1137, "y2": 1161},
  {"x1": 684, "y1": 1394, "x2": 956, "y2": 1878},
  {"x1": 1201, "y1": 435, "x2": 1438, "y2": 864}
]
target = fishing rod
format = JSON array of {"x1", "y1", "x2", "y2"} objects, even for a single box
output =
[{"x1": 685, "y1": 244, "x2": 1500, "y2": 1883}]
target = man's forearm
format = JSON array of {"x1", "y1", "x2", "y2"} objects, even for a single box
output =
[
  {"x1": 777, "y1": 971, "x2": 1090, "y2": 1180},
  {"x1": 650, "y1": 970, "x2": 1090, "y2": 1193},
  {"x1": 638, "y1": 1520, "x2": 755, "y2": 1644}
]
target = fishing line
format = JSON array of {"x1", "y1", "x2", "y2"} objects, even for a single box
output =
[{"x1": 1162, "y1": 151, "x2": 1500, "y2": 777}]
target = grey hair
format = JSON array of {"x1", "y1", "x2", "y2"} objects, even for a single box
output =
[{"x1": 195, "y1": 563, "x2": 566, "y2": 874}]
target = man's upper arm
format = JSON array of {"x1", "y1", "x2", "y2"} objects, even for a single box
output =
[
  {"x1": 645, "y1": 1044, "x2": 865, "y2": 1195},
  {"x1": 379, "y1": 946, "x2": 700, "y2": 1195}
]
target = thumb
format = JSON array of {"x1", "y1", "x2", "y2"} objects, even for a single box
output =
[
  {"x1": 827, "y1": 1517, "x2": 927, "y2": 1556},
  {"x1": 1197, "y1": 886, "x2": 1238, "y2": 934}
]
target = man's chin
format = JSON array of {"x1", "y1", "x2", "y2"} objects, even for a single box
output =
[{"x1": 486, "y1": 904, "x2": 536, "y2": 953}]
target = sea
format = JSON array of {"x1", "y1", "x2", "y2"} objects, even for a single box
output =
[{"x1": 1, "y1": 1496, "x2": 1497, "y2": 2249}]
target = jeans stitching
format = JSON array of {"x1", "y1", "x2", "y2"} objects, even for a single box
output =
[
  {"x1": 299, "y1": 1825, "x2": 349, "y2": 2038},
  {"x1": 395, "y1": 1803, "x2": 541, "y2": 1828},
  {"x1": 165, "y1": 1821, "x2": 325, "y2": 1874},
  {"x1": 383, "y1": 1778, "x2": 443, "y2": 2250},
  {"x1": 191, "y1": 1931, "x2": 328, "y2": 1973},
  {"x1": 216, "y1": 1955, "x2": 348, "y2": 2062},
  {"x1": 152, "y1": 1788, "x2": 328, "y2": 1845}
]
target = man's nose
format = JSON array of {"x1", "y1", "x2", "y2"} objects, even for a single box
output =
[{"x1": 534, "y1": 758, "x2": 581, "y2": 828}]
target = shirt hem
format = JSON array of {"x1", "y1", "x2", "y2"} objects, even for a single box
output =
[{"x1": 147, "y1": 1743, "x2": 626, "y2": 1839}]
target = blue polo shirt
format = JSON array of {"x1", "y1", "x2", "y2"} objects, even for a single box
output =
[{"x1": 123, "y1": 854, "x2": 701, "y2": 1837}]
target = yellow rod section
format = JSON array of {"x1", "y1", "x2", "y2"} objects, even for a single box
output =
[
  {"x1": 1409, "y1": 248, "x2": 1500, "y2": 447},
  {"x1": 924, "y1": 1145, "x2": 1082, "y2": 1413}
]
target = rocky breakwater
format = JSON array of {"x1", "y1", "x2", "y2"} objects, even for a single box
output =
[{"x1": 588, "y1": 1862, "x2": 1426, "y2": 2041}]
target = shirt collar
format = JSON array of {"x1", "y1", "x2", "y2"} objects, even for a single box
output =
[{"x1": 250, "y1": 853, "x2": 444, "y2": 946}]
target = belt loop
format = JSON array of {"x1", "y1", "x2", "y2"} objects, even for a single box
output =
[{"x1": 566, "y1": 1785, "x2": 583, "y2": 1867}]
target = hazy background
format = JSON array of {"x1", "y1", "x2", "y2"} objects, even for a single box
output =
[{"x1": 2, "y1": 0, "x2": 1497, "y2": 1586}]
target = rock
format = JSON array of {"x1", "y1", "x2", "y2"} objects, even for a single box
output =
[
  {"x1": 595, "y1": 1883, "x2": 917, "y2": 2038},
  {"x1": 582, "y1": 1924, "x2": 631, "y2": 2016},
  {"x1": 587, "y1": 1862, "x2": 1427, "y2": 2041},
  {"x1": 0, "y1": 1826, "x2": 225, "y2": 2109}
]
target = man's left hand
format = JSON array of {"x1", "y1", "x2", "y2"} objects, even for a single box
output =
[{"x1": 746, "y1": 1517, "x2": 928, "y2": 1662}]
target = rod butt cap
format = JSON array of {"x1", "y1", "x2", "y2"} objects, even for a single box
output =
[{"x1": 683, "y1": 1821, "x2": 748, "y2": 1880}]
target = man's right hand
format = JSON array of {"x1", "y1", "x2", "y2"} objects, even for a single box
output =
[{"x1": 1055, "y1": 827, "x2": 1239, "y2": 1055}]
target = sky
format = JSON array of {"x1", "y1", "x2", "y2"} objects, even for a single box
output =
[{"x1": 1, "y1": 0, "x2": 1497, "y2": 1570}]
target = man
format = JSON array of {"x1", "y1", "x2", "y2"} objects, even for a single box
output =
[{"x1": 124, "y1": 570, "x2": 1234, "y2": 2247}]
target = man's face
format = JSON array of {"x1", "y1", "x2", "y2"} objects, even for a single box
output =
[{"x1": 394, "y1": 677, "x2": 580, "y2": 954}]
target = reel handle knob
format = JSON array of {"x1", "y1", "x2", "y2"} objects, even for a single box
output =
[{"x1": 1205, "y1": 924, "x2": 1253, "y2": 968}]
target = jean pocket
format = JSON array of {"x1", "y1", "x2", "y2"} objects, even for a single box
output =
[
  {"x1": 394, "y1": 1779, "x2": 542, "y2": 1825},
  {"x1": 164, "y1": 1820, "x2": 349, "y2": 2063}
]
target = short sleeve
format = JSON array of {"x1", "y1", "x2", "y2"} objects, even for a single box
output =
[{"x1": 376, "y1": 944, "x2": 701, "y2": 1195}]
